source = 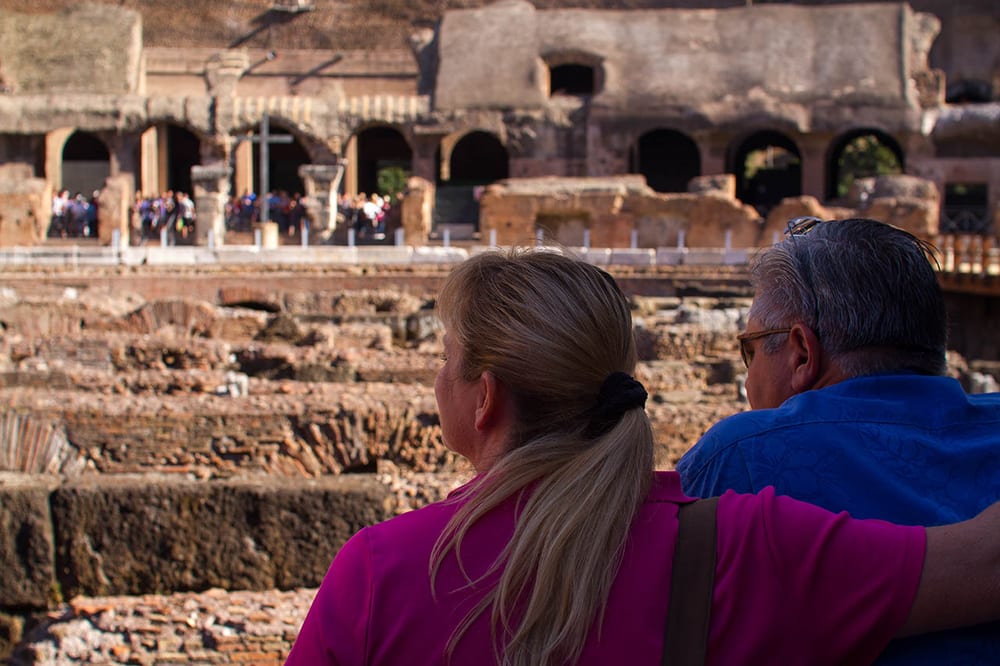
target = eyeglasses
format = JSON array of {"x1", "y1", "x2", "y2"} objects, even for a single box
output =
[
  {"x1": 736, "y1": 328, "x2": 792, "y2": 368},
  {"x1": 785, "y1": 216, "x2": 824, "y2": 237}
]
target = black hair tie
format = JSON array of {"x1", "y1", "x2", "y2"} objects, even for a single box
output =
[{"x1": 586, "y1": 372, "x2": 648, "y2": 438}]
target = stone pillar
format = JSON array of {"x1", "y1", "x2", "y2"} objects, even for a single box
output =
[
  {"x1": 140, "y1": 126, "x2": 159, "y2": 197},
  {"x1": 298, "y1": 162, "x2": 345, "y2": 242},
  {"x1": 97, "y1": 175, "x2": 132, "y2": 248},
  {"x1": 233, "y1": 134, "x2": 254, "y2": 198},
  {"x1": 343, "y1": 135, "x2": 358, "y2": 195},
  {"x1": 798, "y1": 137, "x2": 829, "y2": 203},
  {"x1": 109, "y1": 134, "x2": 140, "y2": 197},
  {"x1": 410, "y1": 134, "x2": 442, "y2": 184},
  {"x1": 191, "y1": 164, "x2": 232, "y2": 246},
  {"x1": 401, "y1": 176, "x2": 435, "y2": 246}
]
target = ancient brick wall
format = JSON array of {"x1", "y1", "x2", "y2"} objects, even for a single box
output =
[{"x1": 0, "y1": 5, "x2": 142, "y2": 95}]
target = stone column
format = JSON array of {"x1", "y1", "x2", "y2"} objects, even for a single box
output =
[
  {"x1": 401, "y1": 176, "x2": 435, "y2": 246},
  {"x1": 298, "y1": 162, "x2": 345, "y2": 242},
  {"x1": 191, "y1": 164, "x2": 232, "y2": 246},
  {"x1": 798, "y1": 136, "x2": 829, "y2": 203},
  {"x1": 107, "y1": 132, "x2": 142, "y2": 189},
  {"x1": 97, "y1": 175, "x2": 132, "y2": 247},
  {"x1": 410, "y1": 134, "x2": 442, "y2": 184},
  {"x1": 342, "y1": 136, "x2": 358, "y2": 195},
  {"x1": 139, "y1": 126, "x2": 159, "y2": 197}
]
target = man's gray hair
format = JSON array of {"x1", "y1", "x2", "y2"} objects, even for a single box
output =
[{"x1": 749, "y1": 218, "x2": 948, "y2": 377}]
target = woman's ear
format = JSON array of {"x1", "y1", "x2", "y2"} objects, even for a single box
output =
[
  {"x1": 475, "y1": 371, "x2": 503, "y2": 432},
  {"x1": 788, "y1": 323, "x2": 822, "y2": 393}
]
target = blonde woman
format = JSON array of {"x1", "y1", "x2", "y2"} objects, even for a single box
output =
[{"x1": 287, "y1": 249, "x2": 1000, "y2": 666}]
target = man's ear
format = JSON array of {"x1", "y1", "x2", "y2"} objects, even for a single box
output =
[
  {"x1": 475, "y1": 371, "x2": 502, "y2": 432},
  {"x1": 787, "y1": 323, "x2": 822, "y2": 393}
]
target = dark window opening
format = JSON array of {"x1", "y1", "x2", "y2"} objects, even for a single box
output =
[
  {"x1": 550, "y1": 64, "x2": 595, "y2": 96},
  {"x1": 945, "y1": 79, "x2": 993, "y2": 105},
  {"x1": 630, "y1": 129, "x2": 701, "y2": 194},
  {"x1": 942, "y1": 183, "x2": 990, "y2": 234},
  {"x1": 731, "y1": 131, "x2": 801, "y2": 216},
  {"x1": 165, "y1": 125, "x2": 201, "y2": 196},
  {"x1": 357, "y1": 126, "x2": 412, "y2": 198}
]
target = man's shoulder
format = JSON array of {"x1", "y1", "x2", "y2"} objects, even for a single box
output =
[
  {"x1": 676, "y1": 408, "x2": 788, "y2": 486},
  {"x1": 695, "y1": 403, "x2": 802, "y2": 448}
]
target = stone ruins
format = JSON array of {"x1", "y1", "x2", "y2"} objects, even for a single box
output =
[
  {"x1": 0, "y1": 0, "x2": 997, "y2": 247},
  {"x1": 2, "y1": 257, "x2": 998, "y2": 664},
  {"x1": 0, "y1": 260, "x2": 753, "y2": 663},
  {"x1": 0, "y1": 0, "x2": 999, "y2": 663}
]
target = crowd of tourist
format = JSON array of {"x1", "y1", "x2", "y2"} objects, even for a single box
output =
[
  {"x1": 131, "y1": 190, "x2": 197, "y2": 244},
  {"x1": 49, "y1": 188, "x2": 403, "y2": 244},
  {"x1": 337, "y1": 192, "x2": 394, "y2": 240},
  {"x1": 48, "y1": 190, "x2": 99, "y2": 238},
  {"x1": 224, "y1": 190, "x2": 308, "y2": 236}
]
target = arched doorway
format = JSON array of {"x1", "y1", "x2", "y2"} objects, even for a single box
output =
[
  {"x1": 730, "y1": 131, "x2": 802, "y2": 216},
  {"x1": 826, "y1": 129, "x2": 903, "y2": 201},
  {"x1": 629, "y1": 129, "x2": 701, "y2": 193},
  {"x1": 61, "y1": 131, "x2": 110, "y2": 198},
  {"x1": 437, "y1": 131, "x2": 509, "y2": 229},
  {"x1": 356, "y1": 126, "x2": 412, "y2": 198}
]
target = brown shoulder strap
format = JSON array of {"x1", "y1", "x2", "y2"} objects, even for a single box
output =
[{"x1": 662, "y1": 496, "x2": 719, "y2": 666}]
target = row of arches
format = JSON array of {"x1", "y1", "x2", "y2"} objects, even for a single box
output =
[
  {"x1": 53, "y1": 122, "x2": 904, "y2": 223},
  {"x1": 629, "y1": 128, "x2": 903, "y2": 214}
]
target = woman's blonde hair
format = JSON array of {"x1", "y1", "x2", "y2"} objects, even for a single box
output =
[{"x1": 431, "y1": 248, "x2": 654, "y2": 666}]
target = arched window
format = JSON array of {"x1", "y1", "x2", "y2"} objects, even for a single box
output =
[
  {"x1": 356, "y1": 125, "x2": 413, "y2": 198},
  {"x1": 435, "y1": 131, "x2": 509, "y2": 230},
  {"x1": 629, "y1": 129, "x2": 701, "y2": 193},
  {"x1": 62, "y1": 131, "x2": 110, "y2": 197},
  {"x1": 550, "y1": 64, "x2": 595, "y2": 96},
  {"x1": 729, "y1": 131, "x2": 802, "y2": 215},
  {"x1": 544, "y1": 51, "x2": 603, "y2": 98},
  {"x1": 826, "y1": 130, "x2": 903, "y2": 201}
]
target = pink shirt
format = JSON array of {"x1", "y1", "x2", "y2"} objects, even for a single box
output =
[{"x1": 286, "y1": 472, "x2": 924, "y2": 665}]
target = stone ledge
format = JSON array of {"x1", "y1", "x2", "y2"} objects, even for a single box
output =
[{"x1": 0, "y1": 475, "x2": 393, "y2": 610}]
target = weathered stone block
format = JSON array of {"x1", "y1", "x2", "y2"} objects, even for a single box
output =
[
  {"x1": 0, "y1": 175, "x2": 48, "y2": 246},
  {"x1": 51, "y1": 476, "x2": 393, "y2": 598},
  {"x1": 0, "y1": 475, "x2": 58, "y2": 609}
]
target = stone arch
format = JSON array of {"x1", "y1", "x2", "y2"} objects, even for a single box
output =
[
  {"x1": 435, "y1": 130, "x2": 509, "y2": 229},
  {"x1": 729, "y1": 130, "x2": 802, "y2": 216},
  {"x1": 446, "y1": 130, "x2": 508, "y2": 185},
  {"x1": 61, "y1": 130, "x2": 110, "y2": 198},
  {"x1": 826, "y1": 128, "x2": 903, "y2": 201},
  {"x1": 354, "y1": 125, "x2": 413, "y2": 198},
  {"x1": 628, "y1": 128, "x2": 701, "y2": 193}
]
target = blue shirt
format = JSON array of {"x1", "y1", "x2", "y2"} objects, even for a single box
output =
[{"x1": 678, "y1": 374, "x2": 1000, "y2": 664}]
